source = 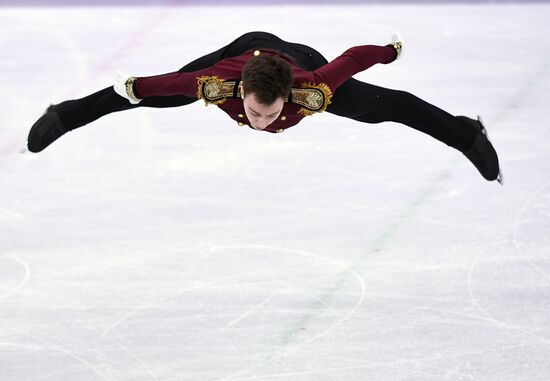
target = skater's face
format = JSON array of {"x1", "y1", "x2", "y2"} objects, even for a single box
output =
[{"x1": 241, "y1": 88, "x2": 284, "y2": 130}]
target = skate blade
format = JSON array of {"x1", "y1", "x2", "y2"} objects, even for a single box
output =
[
  {"x1": 477, "y1": 115, "x2": 487, "y2": 135},
  {"x1": 19, "y1": 142, "x2": 29, "y2": 154},
  {"x1": 497, "y1": 169, "x2": 504, "y2": 186},
  {"x1": 478, "y1": 115, "x2": 504, "y2": 186}
]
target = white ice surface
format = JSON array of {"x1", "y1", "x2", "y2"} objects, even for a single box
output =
[{"x1": 1, "y1": 4, "x2": 550, "y2": 380}]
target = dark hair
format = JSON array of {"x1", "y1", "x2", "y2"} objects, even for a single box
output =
[{"x1": 242, "y1": 55, "x2": 294, "y2": 105}]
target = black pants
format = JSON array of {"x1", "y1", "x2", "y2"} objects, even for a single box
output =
[{"x1": 54, "y1": 31, "x2": 476, "y2": 151}]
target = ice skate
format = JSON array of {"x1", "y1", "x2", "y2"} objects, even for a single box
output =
[
  {"x1": 460, "y1": 116, "x2": 503, "y2": 184},
  {"x1": 27, "y1": 106, "x2": 70, "y2": 153}
]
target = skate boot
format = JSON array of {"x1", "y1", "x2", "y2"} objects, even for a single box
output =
[
  {"x1": 459, "y1": 116, "x2": 503, "y2": 184},
  {"x1": 27, "y1": 105, "x2": 70, "y2": 153}
]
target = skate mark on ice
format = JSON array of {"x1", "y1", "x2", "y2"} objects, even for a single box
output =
[
  {"x1": 215, "y1": 244, "x2": 366, "y2": 348},
  {"x1": 93, "y1": 274, "x2": 249, "y2": 380},
  {"x1": 205, "y1": 170, "x2": 451, "y2": 379},
  {"x1": 512, "y1": 182, "x2": 550, "y2": 282},
  {"x1": 221, "y1": 291, "x2": 278, "y2": 330},
  {"x1": 2, "y1": 275, "x2": 160, "y2": 381},
  {"x1": 39, "y1": 305, "x2": 163, "y2": 381},
  {"x1": 105, "y1": 339, "x2": 162, "y2": 381},
  {"x1": 98, "y1": 273, "x2": 248, "y2": 344},
  {"x1": 466, "y1": 250, "x2": 494, "y2": 320},
  {"x1": 466, "y1": 250, "x2": 550, "y2": 345},
  {"x1": 0, "y1": 255, "x2": 31, "y2": 301},
  {"x1": 71, "y1": 311, "x2": 161, "y2": 381},
  {"x1": 208, "y1": 339, "x2": 536, "y2": 381},
  {"x1": 96, "y1": 335, "x2": 160, "y2": 381},
  {"x1": 17, "y1": 332, "x2": 113, "y2": 381},
  {"x1": 0, "y1": 342, "x2": 45, "y2": 351},
  {"x1": 31, "y1": 306, "x2": 162, "y2": 381},
  {"x1": 207, "y1": 244, "x2": 366, "y2": 381}
]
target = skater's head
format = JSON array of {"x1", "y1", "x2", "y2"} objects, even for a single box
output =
[{"x1": 240, "y1": 55, "x2": 293, "y2": 130}]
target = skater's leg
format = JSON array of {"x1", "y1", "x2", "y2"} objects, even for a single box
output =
[
  {"x1": 51, "y1": 87, "x2": 137, "y2": 130},
  {"x1": 175, "y1": 31, "x2": 292, "y2": 72},
  {"x1": 52, "y1": 87, "x2": 197, "y2": 129},
  {"x1": 180, "y1": 31, "x2": 329, "y2": 71},
  {"x1": 327, "y1": 79, "x2": 477, "y2": 151},
  {"x1": 327, "y1": 79, "x2": 501, "y2": 181},
  {"x1": 28, "y1": 84, "x2": 198, "y2": 152},
  {"x1": 237, "y1": 33, "x2": 330, "y2": 71}
]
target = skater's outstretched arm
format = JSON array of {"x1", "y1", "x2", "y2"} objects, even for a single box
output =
[
  {"x1": 114, "y1": 67, "x2": 218, "y2": 104},
  {"x1": 313, "y1": 44, "x2": 398, "y2": 91}
]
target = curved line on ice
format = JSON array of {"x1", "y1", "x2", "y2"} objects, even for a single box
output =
[
  {"x1": 207, "y1": 244, "x2": 366, "y2": 381},
  {"x1": 512, "y1": 182, "x2": 550, "y2": 281},
  {"x1": 0, "y1": 255, "x2": 31, "y2": 301}
]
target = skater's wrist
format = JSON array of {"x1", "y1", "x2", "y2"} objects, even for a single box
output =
[
  {"x1": 113, "y1": 70, "x2": 142, "y2": 104},
  {"x1": 125, "y1": 77, "x2": 142, "y2": 103},
  {"x1": 385, "y1": 43, "x2": 400, "y2": 63},
  {"x1": 386, "y1": 32, "x2": 403, "y2": 62}
]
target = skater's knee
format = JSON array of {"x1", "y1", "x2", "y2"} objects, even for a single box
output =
[
  {"x1": 385, "y1": 89, "x2": 416, "y2": 105},
  {"x1": 376, "y1": 89, "x2": 419, "y2": 118},
  {"x1": 351, "y1": 90, "x2": 418, "y2": 123}
]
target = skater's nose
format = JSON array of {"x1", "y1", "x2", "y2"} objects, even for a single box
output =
[{"x1": 252, "y1": 119, "x2": 269, "y2": 130}]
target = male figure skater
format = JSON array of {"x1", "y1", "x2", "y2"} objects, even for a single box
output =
[{"x1": 27, "y1": 31, "x2": 501, "y2": 183}]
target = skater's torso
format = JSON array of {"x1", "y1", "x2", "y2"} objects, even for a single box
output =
[
  {"x1": 133, "y1": 45, "x2": 396, "y2": 133},
  {"x1": 197, "y1": 49, "x2": 333, "y2": 133}
]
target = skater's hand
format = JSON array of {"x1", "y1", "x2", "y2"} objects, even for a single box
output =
[{"x1": 113, "y1": 70, "x2": 142, "y2": 104}]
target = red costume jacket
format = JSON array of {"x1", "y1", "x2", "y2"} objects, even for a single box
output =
[{"x1": 133, "y1": 45, "x2": 396, "y2": 133}]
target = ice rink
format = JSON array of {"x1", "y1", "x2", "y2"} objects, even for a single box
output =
[{"x1": 1, "y1": 2, "x2": 550, "y2": 380}]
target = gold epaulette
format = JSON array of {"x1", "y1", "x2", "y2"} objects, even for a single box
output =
[
  {"x1": 196, "y1": 76, "x2": 333, "y2": 116},
  {"x1": 291, "y1": 82, "x2": 333, "y2": 117},
  {"x1": 197, "y1": 76, "x2": 236, "y2": 106}
]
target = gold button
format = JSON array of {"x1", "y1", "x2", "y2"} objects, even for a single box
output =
[
  {"x1": 253, "y1": 50, "x2": 261, "y2": 56},
  {"x1": 238, "y1": 122, "x2": 244, "y2": 126},
  {"x1": 238, "y1": 113, "x2": 244, "y2": 118},
  {"x1": 280, "y1": 116, "x2": 287, "y2": 121},
  {"x1": 277, "y1": 129, "x2": 284, "y2": 133}
]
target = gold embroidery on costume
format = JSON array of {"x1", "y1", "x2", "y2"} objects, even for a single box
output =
[
  {"x1": 292, "y1": 83, "x2": 333, "y2": 116},
  {"x1": 196, "y1": 76, "x2": 333, "y2": 117},
  {"x1": 196, "y1": 76, "x2": 234, "y2": 106},
  {"x1": 125, "y1": 76, "x2": 141, "y2": 103}
]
